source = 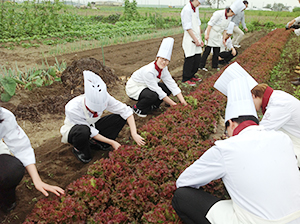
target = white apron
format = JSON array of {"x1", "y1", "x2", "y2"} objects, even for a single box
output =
[
  {"x1": 206, "y1": 200, "x2": 300, "y2": 224},
  {"x1": 182, "y1": 12, "x2": 203, "y2": 58},
  {"x1": 206, "y1": 17, "x2": 230, "y2": 47},
  {"x1": 279, "y1": 128, "x2": 300, "y2": 167},
  {"x1": 0, "y1": 139, "x2": 11, "y2": 155},
  {"x1": 60, "y1": 98, "x2": 101, "y2": 143}
]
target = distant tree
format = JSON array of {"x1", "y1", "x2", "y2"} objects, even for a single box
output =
[
  {"x1": 208, "y1": 0, "x2": 226, "y2": 9},
  {"x1": 272, "y1": 3, "x2": 288, "y2": 11},
  {"x1": 264, "y1": 4, "x2": 272, "y2": 9}
]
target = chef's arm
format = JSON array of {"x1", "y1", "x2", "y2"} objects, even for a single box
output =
[
  {"x1": 176, "y1": 93, "x2": 188, "y2": 106},
  {"x1": 187, "y1": 29, "x2": 201, "y2": 46},
  {"x1": 222, "y1": 30, "x2": 227, "y2": 46},
  {"x1": 288, "y1": 19, "x2": 296, "y2": 28},
  {"x1": 163, "y1": 96, "x2": 177, "y2": 106},
  {"x1": 126, "y1": 115, "x2": 145, "y2": 146},
  {"x1": 205, "y1": 25, "x2": 212, "y2": 41},
  {"x1": 93, "y1": 133, "x2": 121, "y2": 150},
  {"x1": 26, "y1": 164, "x2": 64, "y2": 197}
]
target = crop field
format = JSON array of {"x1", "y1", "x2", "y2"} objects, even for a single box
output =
[{"x1": 0, "y1": 1, "x2": 300, "y2": 223}]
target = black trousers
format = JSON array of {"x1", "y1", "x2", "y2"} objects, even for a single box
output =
[
  {"x1": 172, "y1": 187, "x2": 221, "y2": 224},
  {"x1": 182, "y1": 53, "x2": 202, "y2": 82},
  {"x1": 199, "y1": 46, "x2": 220, "y2": 69},
  {"x1": 136, "y1": 82, "x2": 171, "y2": 114},
  {"x1": 219, "y1": 49, "x2": 238, "y2": 64},
  {"x1": 0, "y1": 154, "x2": 25, "y2": 207},
  {"x1": 68, "y1": 114, "x2": 126, "y2": 157}
]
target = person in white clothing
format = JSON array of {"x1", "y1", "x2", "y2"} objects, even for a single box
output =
[
  {"x1": 181, "y1": 0, "x2": 205, "y2": 86},
  {"x1": 251, "y1": 83, "x2": 300, "y2": 166},
  {"x1": 172, "y1": 76, "x2": 300, "y2": 224},
  {"x1": 0, "y1": 107, "x2": 64, "y2": 213},
  {"x1": 218, "y1": 22, "x2": 238, "y2": 65},
  {"x1": 126, "y1": 37, "x2": 188, "y2": 118},
  {"x1": 286, "y1": 16, "x2": 300, "y2": 36},
  {"x1": 60, "y1": 71, "x2": 145, "y2": 164},
  {"x1": 199, "y1": 0, "x2": 245, "y2": 70},
  {"x1": 231, "y1": 1, "x2": 248, "y2": 48}
]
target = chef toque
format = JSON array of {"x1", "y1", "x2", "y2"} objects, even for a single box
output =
[
  {"x1": 84, "y1": 70, "x2": 108, "y2": 112},
  {"x1": 226, "y1": 22, "x2": 235, "y2": 35},
  {"x1": 225, "y1": 77, "x2": 258, "y2": 122},
  {"x1": 156, "y1": 37, "x2": 174, "y2": 61},
  {"x1": 214, "y1": 62, "x2": 258, "y2": 96},
  {"x1": 198, "y1": 0, "x2": 205, "y2": 3},
  {"x1": 230, "y1": 0, "x2": 246, "y2": 14}
]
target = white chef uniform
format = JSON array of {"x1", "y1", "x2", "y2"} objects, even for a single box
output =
[
  {"x1": 177, "y1": 77, "x2": 300, "y2": 224},
  {"x1": 181, "y1": 0, "x2": 204, "y2": 58},
  {"x1": 126, "y1": 37, "x2": 181, "y2": 101},
  {"x1": 205, "y1": 0, "x2": 245, "y2": 47},
  {"x1": 260, "y1": 90, "x2": 300, "y2": 166},
  {"x1": 0, "y1": 108, "x2": 35, "y2": 167},
  {"x1": 60, "y1": 71, "x2": 133, "y2": 143}
]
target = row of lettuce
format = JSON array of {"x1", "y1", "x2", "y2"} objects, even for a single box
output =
[{"x1": 23, "y1": 28, "x2": 292, "y2": 223}]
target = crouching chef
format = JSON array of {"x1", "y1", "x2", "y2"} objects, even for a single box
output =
[
  {"x1": 251, "y1": 83, "x2": 300, "y2": 167},
  {"x1": 125, "y1": 37, "x2": 187, "y2": 118},
  {"x1": 60, "y1": 70, "x2": 145, "y2": 164},
  {"x1": 0, "y1": 107, "x2": 64, "y2": 213},
  {"x1": 172, "y1": 75, "x2": 300, "y2": 224}
]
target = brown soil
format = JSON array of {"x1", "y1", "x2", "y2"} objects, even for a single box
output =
[{"x1": 0, "y1": 30, "x2": 267, "y2": 223}]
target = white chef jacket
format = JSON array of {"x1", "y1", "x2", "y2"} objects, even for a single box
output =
[
  {"x1": 231, "y1": 11, "x2": 247, "y2": 29},
  {"x1": 125, "y1": 61, "x2": 181, "y2": 101},
  {"x1": 177, "y1": 125, "x2": 300, "y2": 223},
  {"x1": 260, "y1": 90, "x2": 300, "y2": 166},
  {"x1": 295, "y1": 16, "x2": 300, "y2": 24},
  {"x1": 181, "y1": 2, "x2": 203, "y2": 58},
  {"x1": 205, "y1": 10, "x2": 231, "y2": 47},
  {"x1": 0, "y1": 108, "x2": 36, "y2": 167},
  {"x1": 220, "y1": 37, "x2": 233, "y2": 52},
  {"x1": 60, "y1": 94, "x2": 133, "y2": 143}
]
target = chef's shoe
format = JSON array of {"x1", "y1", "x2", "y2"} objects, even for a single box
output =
[
  {"x1": 291, "y1": 79, "x2": 300, "y2": 86},
  {"x1": 72, "y1": 148, "x2": 92, "y2": 163},
  {"x1": 184, "y1": 80, "x2": 196, "y2": 86},
  {"x1": 132, "y1": 105, "x2": 147, "y2": 118},
  {"x1": 234, "y1": 44, "x2": 241, "y2": 48},
  {"x1": 190, "y1": 77, "x2": 202, "y2": 82}
]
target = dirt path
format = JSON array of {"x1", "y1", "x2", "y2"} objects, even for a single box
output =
[{"x1": 0, "y1": 30, "x2": 267, "y2": 223}]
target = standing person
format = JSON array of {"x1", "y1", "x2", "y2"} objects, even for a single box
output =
[
  {"x1": 0, "y1": 107, "x2": 64, "y2": 213},
  {"x1": 60, "y1": 70, "x2": 145, "y2": 164},
  {"x1": 231, "y1": 1, "x2": 249, "y2": 48},
  {"x1": 218, "y1": 22, "x2": 238, "y2": 65},
  {"x1": 199, "y1": 0, "x2": 245, "y2": 71},
  {"x1": 181, "y1": 0, "x2": 205, "y2": 86},
  {"x1": 125, "y1": 37, "x2": 188, "y2": 118},
  {"x1": 172, "y1": 76, "x2": 300, "y2": 224},
  {"x1": 251, "y1": 83, "x2": 300, "y2": 166}
]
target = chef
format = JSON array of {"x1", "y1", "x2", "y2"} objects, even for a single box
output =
[
  {"x1": 181, "y1": 0, "x2": 205, "y2": 86},
  {"x1": 125, "y1": 37, "x2": 187, "y2": 118},
  {"x1": 60, "y1": 70, "x2": 145, "y2": 164},
  {"x1": 172, "y1": 76, "x2": 300, "y2": 224},
  {"x1": 0, "y1": 107, "x2": 64, "y2": 213},
  {"x1": 251, "y1": 83, "x2": 300, "y2": 166},
  {"x1": 199, "y1": 0, "x2": 245, "y2": 71},
  {"x1": 218, "y1": 22, "x2": 238, "y2": 65}
]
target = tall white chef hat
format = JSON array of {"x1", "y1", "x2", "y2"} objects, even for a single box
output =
[
  {"x1": 198, "y1": 0, "x2": 206, "y2": 3},
  {"x1": 156, "y1": 37, "x2": 174, "y2": 61},
  {"x1": 84, "y1": 70, "x2": 108, "y2": 112},
  {"x1": 226, "y1": 22, "x2": 235, "y2": 35},
  {"x1": 225, "y1": 77, "x2": 258, "y2": 122},
  {"x1": 230, "y1": 0, "x2": 246, "y2": 14},
  {"x1": 214, "y1": 62, "x2": 258, "y2": 96}
]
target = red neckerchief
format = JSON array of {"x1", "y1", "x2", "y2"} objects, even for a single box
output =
[
  {"x1": 225, "y1": 10, "x2": 228, "y2": 19},
  {"x1": 154, "y1": 61, "x2": 162, "y2": 79},
  {"x1": 233, "y1": 120, "x2": 258, "y2": 136},
  {"x1": 261, "y1": 86, "x2": 274, "y2": 114},
  {"x1": 85, "y1": 104, "x2": 98, "y2": 117},
  {"x1": 190, "y1": 1, "x2": 196, "y2": 12}
]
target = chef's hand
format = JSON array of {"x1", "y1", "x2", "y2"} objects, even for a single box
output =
[
  {"x1": 245, "y1": 28, "x2": 248, "y2": 32},
  {"x1": 205, "y1": 33, "x2": 209, "y2": 41},
  {"x1": 200, "y1": 40, "x2": 204, "y2": 47},
  {"x1": 34, "y1": 181, "x2": 65, "y2": 197},
  {"x1": 111, "y1": 140, "x2": 121, "y2": 150},
  {"x1": 132, "y1": 133, "x2": 145, "y2": 146}
]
